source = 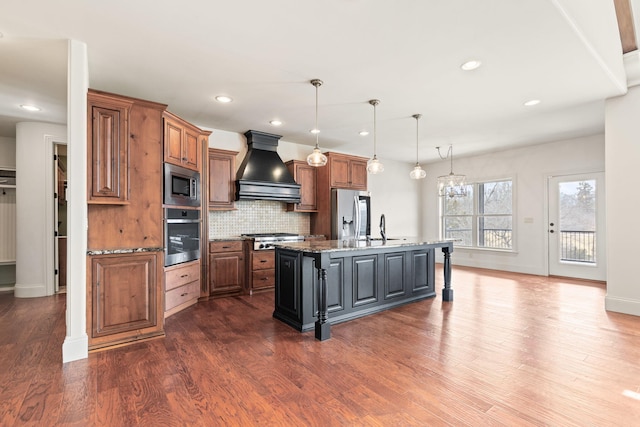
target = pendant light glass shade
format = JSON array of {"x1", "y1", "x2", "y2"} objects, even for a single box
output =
[
  {"x1": 409, "y1": 114, "x2": 426, "y2": 179},
  {"x1": 367, "y1": 99, "x2": 384, "y2": 174},
  {"x1": 306, "y1": 79, "x2": 327, "y2": 167},
  {"x1": 436, "y1": 145, "x2": 467, "y2": 198}
]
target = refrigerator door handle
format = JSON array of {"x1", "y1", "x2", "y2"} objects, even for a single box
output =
[{"x1": 353, "y1": 196, "x2": 360, "y2": 240}]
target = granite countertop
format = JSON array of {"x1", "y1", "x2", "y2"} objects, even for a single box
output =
[
  {"x1": 87, "y1": 247, "x2": 164, "y2": 255},
  {"x1": 209, "y1": 237, "x2": 243, "y2": 242},
  {"x1": 275, "y1": 238, "x2": 455, "y2": 254}
]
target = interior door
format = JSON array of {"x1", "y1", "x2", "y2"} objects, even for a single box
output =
[{"x1": 548, "y1": 172, "x2": 605, "y2": 281}]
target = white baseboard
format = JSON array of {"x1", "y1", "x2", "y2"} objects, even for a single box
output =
[
  {"x1": 13, "y1": 283, "x2": 46, "y2": 298},
  {"x1": 605, "y1": 295, "x2": 640, "y2": 316},
  {"x1": 62, "y1": 334, "x2": 88, "y2": 363}
]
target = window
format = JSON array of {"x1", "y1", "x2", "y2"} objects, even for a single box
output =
[{"x1": 441, "y1": 179, "x2": 513, "y2": 250}]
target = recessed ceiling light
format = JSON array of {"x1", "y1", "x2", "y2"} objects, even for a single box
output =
[
  {"x1": 359, "y1": 130, "x2": 369, "y2": 136},
  {"x1": 270, "y1": 120, "x2": 282, "y2": 126},
  {"x1": 20, "y1": 104, "x2": 41, "y2": 112},
  {"x1": 215, "y1": 95, "x2": 232, "y2": 103},
  {"x1": 461, "y1": 60, "x2": 482, "y2": 71},
  {"x1": 524, "y1": 99, "x2": 541, "y2": 107},
  {"x1": 309, "y1": 128, "x2": 320, "y2": 134}
]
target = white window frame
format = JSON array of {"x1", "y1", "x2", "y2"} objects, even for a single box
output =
[{"x1": 440, "y1": 178, "x2": 515, "y2": 251}]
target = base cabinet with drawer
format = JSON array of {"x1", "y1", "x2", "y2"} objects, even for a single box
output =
[
  {"x1": 245, "y1": 242, "x2": 276, "y2": 294},
  {"x1": 209, "y1": 240, "x2": 245, "y2": 297},
  {"x1": 164, "y1": 259, "x2": 200, "y2": 318}
]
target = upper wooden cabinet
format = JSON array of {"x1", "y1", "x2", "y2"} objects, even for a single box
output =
[
  {"x1": 310, "y1": 152, "x2": 369, "y2": 238},
  {"x1": 286, "y1": 160, "x2": 318, "y2": 212},
  {"x1": 208, "y1": 148, "x2": 238, "y2": 210},
  {"x1": 87, "y1": 90, "x2": 134, "y2": 204},
  {"x1": 327, "y1": 152, "x2": 368, "y2": 190},
  {"x1": 163, "y1": 111, "x2": 202, "y2": 172}
]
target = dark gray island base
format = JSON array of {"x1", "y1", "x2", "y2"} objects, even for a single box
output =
[{"x1": 274, "y1": 239, "x2": 454, "y2": 340}]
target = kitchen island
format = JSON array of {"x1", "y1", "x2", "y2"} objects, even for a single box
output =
[{"x1": 274, "y1": 238, "x2": 454, "y2": 340}]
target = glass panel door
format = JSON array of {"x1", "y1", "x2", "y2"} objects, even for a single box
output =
[{"x1": 548, "y1": 173, "x2": 605, "y2": 281}]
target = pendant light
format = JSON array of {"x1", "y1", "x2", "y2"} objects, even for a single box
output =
[
  {"x1": 367, "y1": 99, "x2": 384, "y2": 174},
  {"x1": 306, "y1": 79, "x2": 328, "y2": 167},
  {"x1": 436, "y1": 145, "x2": 467, "y2": 198},
  {"x1": 409, "y1": 114, "x2": 426, "y2": 179}
]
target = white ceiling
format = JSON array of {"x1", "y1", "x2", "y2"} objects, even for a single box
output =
[{"x1": 0, "y1": 0, "x2": 629, "y2": 163}]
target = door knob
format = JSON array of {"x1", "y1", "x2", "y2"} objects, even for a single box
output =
[
  {"x1": 549, "y1": 230, "x2": 555, "y2": 233},
  {"x1": 549, "y1": 222, "x2": 554, "y2": 226}
]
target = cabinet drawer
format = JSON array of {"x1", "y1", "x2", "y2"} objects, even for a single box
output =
[
  {"x1": 165, "y1": 281, "x2": 200, "y2": 311},
  {"x1": 252, "y1": 251, "x2": 275, "y2": 270},
  {"x1": 209, "y1": 240, "x2": 243, "y2": 253},
  {"x1": 252, "y1": 269, "x2": 275, "y2": 289},
  {"x1": 165, "y1": 261, "x2": 200, "y2": 291}
]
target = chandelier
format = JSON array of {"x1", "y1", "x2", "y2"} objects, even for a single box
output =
[{"x1": 436, "y1": 145, "x2": 467, "y2": 198}]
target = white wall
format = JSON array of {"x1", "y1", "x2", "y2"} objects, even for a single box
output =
[
  {"x1": 204, "y1": 128, "x2": 422, "y2": 238},
  {"x1": 422, "y1": 135, "x2": 605, "y2": 275},
  {"x1": 15, "y1": 122, "x2": 67, "y2": 298},
  {"x1": 604, "y1": 84, "x2": 640, "y2": 316},
  {"x1": 0, "y1": 137, "x2": 16, "y2": 168}
]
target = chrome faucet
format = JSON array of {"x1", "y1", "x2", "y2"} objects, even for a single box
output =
[{"x1": 380, "y1": 214, "x2": 386, "y2": 243}]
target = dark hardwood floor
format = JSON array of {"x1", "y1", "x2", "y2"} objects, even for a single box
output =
[{"x1": 2, "y1": 266, "x2": 640, "y2": 426}]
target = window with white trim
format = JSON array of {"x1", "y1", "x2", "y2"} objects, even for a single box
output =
[{"x1": 441, "y1": 179, "x2": 513, "y2": 249}]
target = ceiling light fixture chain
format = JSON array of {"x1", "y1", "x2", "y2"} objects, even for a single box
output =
[
  {"x1": 409, "y1": 114, "x2": 426, "y2": 179},
  {"x1": 436, "y1": 145, "x2": 467, "y2": 197},
  {"x1": 367, "y1": 99, "x2": 384, "y2": 174},
  {"x1": 306, "y1": 79, "x2": 327, "y2": 167}
]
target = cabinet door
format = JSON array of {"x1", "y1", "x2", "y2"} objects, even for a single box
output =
[
  {"x1": 349, "y1": 159, "x2": 368, "y2": 190},
  {"x1": 208, "y1": 149, "x2": 237, "y2": 210},
  {"x1": 296, "y1": 163, "x2": 318, "y2": 211},
  {"x1": 88, "y1": 98, "x2": 131, "y2": 203},
  {"x1": 329, "y1": 156, "x2": 350, "y2": 188},
  {"x1": 90, "y1": 253, "x2": 160, "y2": 340},
  {"x1": 210, "y1": 252, "x2": 244, "y2": 294},
  {"x1": 164, "y1": 118, "x2": 184, "y2": 166},
  {"x1": 183, "y1": 127, "x2": 200, "y2": 171}
]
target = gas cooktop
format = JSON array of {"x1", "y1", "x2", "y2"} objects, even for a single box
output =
[{"x1": 241, "y1": 233, "x2": 304, "y2": 250}]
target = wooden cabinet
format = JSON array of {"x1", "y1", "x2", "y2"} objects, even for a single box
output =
[
  {"x1": 246, "y1": 243, "x2": 276, "y2": 294},
  {"x1": 87, "y1": 90, "x2": 133, "y2": 204},
  {"x1": 209, "y1": 240, "x2": 244, "y2": 297},
  {"x1": 163, "y1": 111, "x2": 202, "y2": 172},
  {"x1": 208, "y1": 148, "x2": 238, "y2": 210},
  {"x1": 87, "y1": 251, "x2": 163, "y2": 350},
  {"x1": 164, "y1": 260, "x2": 200, "y2": 318},
  {"x1": 311, "y1": 152, "x2": 369, "y2": 238},
  {"x1": 328, "y1": 153, "x2": 368, "y2": 191},
  {"x1": 286, "y1": 160, "x2": 317, "y2": 212}
]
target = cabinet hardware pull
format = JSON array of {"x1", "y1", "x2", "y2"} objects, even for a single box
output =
[
  {"x1": 181, "y1": 293, "x2": 187, "y2": 296},
  {"x1": 180, "y1": 274, "x2": 188, "y2": 278},
  {"x1": 222, "y1": 246, "x2": 230, "y2": 249},
  {"x1": 260, "y1": 260, "x2": 267, "y2": 263}
]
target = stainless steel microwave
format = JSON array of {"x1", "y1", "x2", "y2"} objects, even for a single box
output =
[{"x1": 163, "y1": 163, "x2": 200, "y2": 207}]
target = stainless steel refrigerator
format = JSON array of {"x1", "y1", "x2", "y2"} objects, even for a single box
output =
[{"x1": 331, "y1": 189, "x2": 371, "y2": 240}]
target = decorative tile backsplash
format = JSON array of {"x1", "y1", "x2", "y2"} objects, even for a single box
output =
[{"x1": 208, "y1": 200, "x2": 310, "y2": 238}]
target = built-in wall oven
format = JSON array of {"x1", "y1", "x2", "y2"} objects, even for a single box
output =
[{"x1": 164, "y1": 208, "x2": 200, "y2": 266}]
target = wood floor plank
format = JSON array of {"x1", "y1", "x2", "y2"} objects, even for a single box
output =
[{"x1": 2, "y1": 266, "x2": 640, "y2": 425}]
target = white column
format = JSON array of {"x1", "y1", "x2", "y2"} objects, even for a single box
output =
[{"x1": 62, "y1": 39, "x2": 89, "y2": 363}]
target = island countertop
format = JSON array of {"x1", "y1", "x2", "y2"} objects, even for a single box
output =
[{"x1": 274, "y1": 238, "x2": 454, "y2": 253}]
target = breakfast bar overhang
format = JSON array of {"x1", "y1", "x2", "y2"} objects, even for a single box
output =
[{"x1": 273, "y1": 239, "x2": 454, "y2": 340}]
